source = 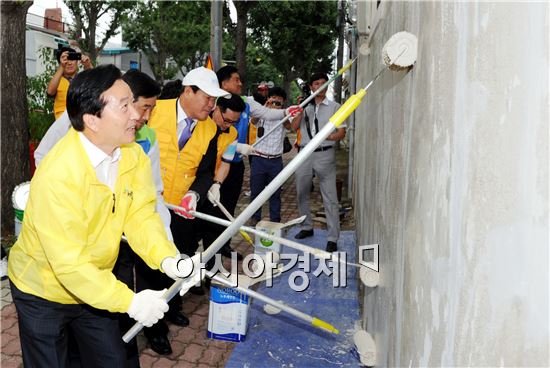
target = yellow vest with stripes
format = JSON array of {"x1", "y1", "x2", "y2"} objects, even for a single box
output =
[{"x1": 148, "y1": 99, "x2": 217, "y2": 205}]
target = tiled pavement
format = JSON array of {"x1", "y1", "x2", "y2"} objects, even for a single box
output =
[{"x1": 1, "y1": 143, "x2": 352, "y2": 367}]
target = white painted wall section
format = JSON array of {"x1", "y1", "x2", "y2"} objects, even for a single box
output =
[{"x1": 353, "y1": 2, "x2": 548, "y2": 366}]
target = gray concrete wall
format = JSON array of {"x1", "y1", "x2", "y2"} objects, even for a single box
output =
[{"x1": 353, "y1": 1, "x2": 548, "y2": 366}]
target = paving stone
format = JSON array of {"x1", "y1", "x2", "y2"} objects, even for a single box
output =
[
  {"x1": 167, "y1": 338, "x2": 186, "y2": 358},
  {"x1": 193, "y1": 302, "x2": 209, "y2": 317},
  {"x1": 199, "y1": 347, "x2": 225, "y2": 367},
  {"x1": 153, "y1": 356, "x2": 176, "y2": 367},
  {"x1": 181, "y1": 343, "x2": 204, "y2": 363},
  {"x1": 138, "y1": 352, "x2": 159, "y2": 368},
  {"x1": 188, "y1": 315, "x2": 207, "y2": 330},
  {"x1": 2, "y1": 338, "x2": 22, "y2": 355},
  {"x1": 1, "y1": 333, "x2": 15, "y2": 348}
]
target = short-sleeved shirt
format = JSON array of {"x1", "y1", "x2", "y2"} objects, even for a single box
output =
[{"x1": 297, "y1": 97, "x2": 346, "y2": 148}]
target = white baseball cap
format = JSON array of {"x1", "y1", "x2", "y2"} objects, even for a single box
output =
[{"x1": 182, "y1": 67, "x2": 230, "y2": 98}]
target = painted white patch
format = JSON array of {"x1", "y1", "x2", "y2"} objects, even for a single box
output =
[{"x1": 263, "y1": 303, "x2": 282, "y2": 315}]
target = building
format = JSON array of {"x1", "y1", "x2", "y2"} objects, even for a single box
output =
[{"x1": 348, "y1": 1, "x2": 548, "y2": 366}]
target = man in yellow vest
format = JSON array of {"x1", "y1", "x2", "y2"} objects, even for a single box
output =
[
  {"x1": 47, "y1": 46, "x2": 92, "y2": 120},
  {"x1": 147, "y1": 66, "x2": 230, "y2": 355}
]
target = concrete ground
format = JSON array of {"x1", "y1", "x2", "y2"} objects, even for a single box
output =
[{"x1": 1, "y1": 143, "x2": 353, "y2": 367}]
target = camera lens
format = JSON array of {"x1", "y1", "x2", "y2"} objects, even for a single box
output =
[{"x1": 257, "y1": 127, "x2": 264, "y2": 137}]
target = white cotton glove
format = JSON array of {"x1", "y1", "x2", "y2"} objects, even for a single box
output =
[
  {"x1": 236, "y1": 143, "x2": 255, "y2": 156},
  {"x1": 285, "y1": 105, "x2": 303, "y2": 117},
  {"x1": 207, "y1": 182, "x2": 221, "y2": 206},
  {"x1": 161, "y1": 254, "x2": 205, "y2": 296},
  {"x1": 175, "y1": 191, "x2": 198, "y2": 219},
  {"x1": 127, "y1": 289, "x2": 169, "y2": 327}
]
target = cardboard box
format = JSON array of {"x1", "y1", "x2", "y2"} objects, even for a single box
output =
[{"x1": 207, "y1": 276, "x2": 251, "y2": 342}]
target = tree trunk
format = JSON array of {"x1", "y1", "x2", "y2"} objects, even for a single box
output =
[
  {"x1": 1, "y1": 1, "x2": 32, "y2": 235},
  {"x1": 234, "y1": 1, "x2": 253, "y2": 89}
]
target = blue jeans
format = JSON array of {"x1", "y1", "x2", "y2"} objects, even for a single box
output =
[{"x1": 250, "y1": 155, "x2": 283, "y2": 222}]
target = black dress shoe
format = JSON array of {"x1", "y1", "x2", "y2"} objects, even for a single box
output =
[
  {"x1": 166, "y1": 311, "x2": 189, "y2": 327},
  {"x1": 295, "y1": 229, "x2": 314, "y2": 239},
  {"x1": 149, "y1": 335, "x2": 172, "y2": 355},
  {"x1": 326, "y1": 241, "x2": 337, "y2": 252},
  {"x1": 220, "y1": 246, "x2": 244, "y2": 261}
]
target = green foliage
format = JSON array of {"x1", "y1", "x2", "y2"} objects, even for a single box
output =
[
  {"x1": 66, "y1": 1, "x2": 137, "y2": 63},
  {"x1": 248, "y1": 1, "x2": 338, "y2": 84},
  {"x1": 26, "y1": 47, "x2": 56, "y2": 141},
  {"x1": 121, "y1": 1, "x2": 210, "y2": 82}
]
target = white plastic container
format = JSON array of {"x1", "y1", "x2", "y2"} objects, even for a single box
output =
[{"x1": 207, "y1": 275, "x2": 251, "y2": 342}]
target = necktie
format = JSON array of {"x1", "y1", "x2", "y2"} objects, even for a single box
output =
[{"x1": 178, "y1": 117, "x2": 193, "y2": 150}]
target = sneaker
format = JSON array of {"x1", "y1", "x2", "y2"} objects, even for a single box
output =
[
  {"x1": 325, "y1": 241, "x2": 337, "y2": 253},
  {"x1": 294, "y1": 229, "x2": 314, "y2": 239}
]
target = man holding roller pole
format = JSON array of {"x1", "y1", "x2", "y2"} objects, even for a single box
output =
[
  {"x1": 291, "y1": 72, "x2": 346, "y2": 253},
  {"x1": 8, "y1": 65, "x2": 199, "y2": 367}
]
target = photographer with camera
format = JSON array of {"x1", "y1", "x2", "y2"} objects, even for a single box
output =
[{"x1": 47, "y1": 46, "x2": 92, "y2": 119}]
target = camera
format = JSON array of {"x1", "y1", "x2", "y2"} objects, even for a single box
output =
[{"x1": 67, "y1": 52, "x2": 82, "y2": 61}]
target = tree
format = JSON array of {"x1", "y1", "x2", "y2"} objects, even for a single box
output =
[
  {"x1": 1, "y1": 0, "x2": 33, "y2": 235},
  {"x1": 232, "y1": 0, "x2": 257, "y2": 87},
  {"x1": 66, "y1": 1, "x2": 136, "y2": 63},
  {"x1": 249, "y1": 1, "x2": 338, "y2": 97},
  {"x1": 122, "y1": 1, "x2": 210, "y2": 83}
]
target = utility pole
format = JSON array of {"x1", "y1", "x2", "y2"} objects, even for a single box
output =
[
  {"x1": 333, "y1": 0, "x2": 346, "y2": 103},
  {"x1": 210, "y1": 0, "x2": 223, "y2": 70}
]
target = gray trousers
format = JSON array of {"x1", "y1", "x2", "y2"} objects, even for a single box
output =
[{"x1": 295, "y1": 148, "x2": 340, "y2": 242}]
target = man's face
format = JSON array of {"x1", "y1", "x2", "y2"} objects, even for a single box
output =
[
  {"x1": 310, "y1": 78, "x2": 328, "y2": 98},
  {"x1": 213, "y1": 106, "x2": 240, "y2": 131},
  {"x1": 94, "y1": 80, "x2": 139, "y2": 148},
  {"x1": 266, "y1": 95, "x2": 284, "y2": 109},
  {"x1": 64, "y1": 60, "x2": 78, "y2": 76},
  {"x1": 133, "y1": 96, "x2": 157, "y2": 130},
  {"x1": 221, "y1": 72, "x2": 242, "y2": 95},
  {"x1": 183, "y1": 87, "x2": 217, "y2": 121}
]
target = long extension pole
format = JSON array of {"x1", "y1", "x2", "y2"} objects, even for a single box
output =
[{"x1": 123, "y1": 57, "x2": 394, "y2": 342}]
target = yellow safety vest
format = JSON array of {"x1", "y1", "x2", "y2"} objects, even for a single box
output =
[
  {"x1": 53, "y1": 77, "x2": 70, "y2": 120},
  {"x1": 148, "y1": 98, "x2": 218, "y2": 205}
]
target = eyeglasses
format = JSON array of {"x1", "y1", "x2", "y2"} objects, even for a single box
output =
[
  {"x1": 269, "y1": 100, "x2": 283, "y2": 107},
  {"x1": 219, "y1": 108, "x2": 239, "y2": 125}
]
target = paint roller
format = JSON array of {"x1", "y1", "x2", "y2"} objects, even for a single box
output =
[{"x1": 122, "y1": 31, "x2": 417, "y2": 342}]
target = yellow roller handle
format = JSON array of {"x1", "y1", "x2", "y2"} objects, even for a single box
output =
[
  {"x1": 338, "y1": 57, "x2": 356, "y2": 75},
  {"x1": 312, "y1": 317, "x2": 340, "y2": 334},
  {"x1": 239, "y1": 229, "x2": 254, "y2": 245},
  {"x1": 329, "y1": 89, "x2": 367, "y2": 128}
]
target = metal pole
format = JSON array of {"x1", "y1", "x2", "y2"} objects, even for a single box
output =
[
  {"x1": 210, "y1": 0, "x2": 223, "y2": 70},
  {"x1": 207, "y1": 271, "x2": 339, "y2": 334},
  {"x1": 347, "y1": 26, "x2": 358, "y2": 200}
]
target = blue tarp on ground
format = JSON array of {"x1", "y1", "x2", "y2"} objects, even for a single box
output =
[{"x1": 225, "y1": 228, "x2": 361, "y2": 367}]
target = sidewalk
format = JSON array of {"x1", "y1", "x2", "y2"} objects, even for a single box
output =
[{"x1": 1, "y1": 145, "x2": 352, "y2": 367}]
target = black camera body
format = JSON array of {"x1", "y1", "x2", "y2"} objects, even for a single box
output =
[{"x1": 67, "y1": 52, "x2": 82, "y2": 61}]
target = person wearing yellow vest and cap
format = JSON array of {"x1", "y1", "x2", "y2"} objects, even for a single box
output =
[
  {"x1": 146, "y1": 66, "x2": 230, "y2": 355},
  {"x1": 47, "y1": 46, "x2": 93, "y2": 120},
  {"x1": 8, "y1": 65, "x2": 200, "y2": 367}
]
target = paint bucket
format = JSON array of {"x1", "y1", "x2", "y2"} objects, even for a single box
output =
[{"x1": 12, "y1": 182, "x2": 31, "y2": 237}]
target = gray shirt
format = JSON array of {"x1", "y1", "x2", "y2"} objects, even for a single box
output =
[{"x1": 297, "y1": 97, "x2": 345, "y2": 147}]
